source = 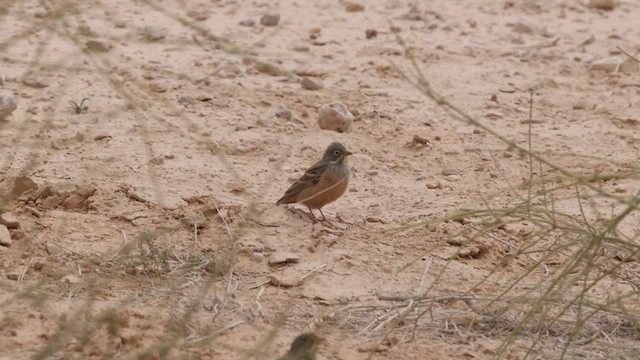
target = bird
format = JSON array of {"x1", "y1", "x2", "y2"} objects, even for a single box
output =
[
  {"x1": 277, "y1": 332, "x2": 323, "y2": 360},
  {"x1": 276, "y1": 142, "x2": 352, "y2": 223}
]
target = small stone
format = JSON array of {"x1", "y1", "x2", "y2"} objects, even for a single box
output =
[
  {"x1": 512, "y1": 21, "x2": 538, "y2": 35},
  {"x1": 84, "y1": 40, "x2": 111, "y2": 52},
  {"x1": 588, "y1": 0, "x2": 615, "y2": 11},
  {"x1": 317, "y1": 102, "x2": 354, "y2": 133},
  {"x1": 251, "y1": 252, "x2": 265, "y2": 263},
  {"x1": 288, "y1": 172, "x2": 302, "y2": 182},
  {"x1": 275, "y1": 107, "x2": 292, "y2": 120},
  {"x1": 0, "y1": 213, "x2": 19, "y2": 229},
  {"x1": 268, "y1": 251, "x2": 301, "y2": 265},
  {"x1": 485, "y1": 111, "x2": 504, "y2": 119},
  {"x1": 366, "y1": 216, "x2": 386, "y2": 224},
  {"x1": 301, "y1": 76, "x2": 323, "y2": 90},
  {"x1": 6, "y1": 272, "x2": 19, "y2": 281},
  {"x1": 216, "y1": 65, "x2": 243, "y2": 79},
  {"x1": 12, "y1": 176, "x2": 38, "y2": 198},
  {"x1": 239, "y1": 19, "x2": 255, "y2": 27},
  {"x1": 442, "y1": 169, "x2": 459, "y2": 176},
  {"x1": 0, "y1": 95, "x2": 17, "y2": 120},
  {"x1": 178, "y1": 96, "x2": 195, "y2": 104},
  {"x1": 186, "y1": 10, "x2": 209, "y2": 21},
  {"x1": 573, "y1": 101, "x2": 588, "y2": 110},
  {"x1": 260, "y1": 12, "x2": 280, "y2": 27},
  {"x1": 23, "y1": 77, "x2": 49, "y2": 88},
  {"x1": 445, "y1": 175, "x2": 462, "y2": 182},
  {"x1": 143, "y1": 26, "x2": 166, "y2": 41},
  {"x1": 149, "y1": 81, "x2": 168, "y2": 93},
  {"x1": 46, "y1": 242, "x2": 64, "y2": 256},
  {"x1": 234, "y1": 144, "x2": 252, "y2": 154},
  {"x1": 345, "y1": 2, "x2": 365, "y2": 12},
  {"x1": 269, "y1": 272, "x2": 301, "y2": 287},
  {"x1": 287, "y1": 42, "x2": 310, "y2": 52},
  {"x1": 590, "y1": 56, "x2": 638, "y2": 73},
  {"x1": 63, "y1": 186, "x2": 96, "y2": 210},
  {"x1": 0, "y1": 225, "x2": 12, "y2": 246},
  {"x1": 365, "y1": 29, "x2": 378, "y2": 39},
  {"x1": 426, "y1": 182, "x2": 441, "y2": 189},
  {"x1": 77, "y1": 25, "x2": 94, "y2": 36},
  {"x1": 257, "y1": 116, "x2": 275, "y2": 127},
  {"x1": 24, "y1": 206, "x2": 41, "y2": 217},
  {"x1": 61, "y1": 274, "x2": 82, "y2": 284}
]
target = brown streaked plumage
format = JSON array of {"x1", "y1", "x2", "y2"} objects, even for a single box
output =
[
  {"x1": 276, "y1": 142, "x2": 352, "y2": 223},
  {"x1": 277, "y1": 333, "x2": 323, "y2": 360}
]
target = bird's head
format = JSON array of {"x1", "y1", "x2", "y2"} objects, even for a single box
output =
[{"x1": 323, "y1": 142, "x2": 352, "y2": 164}]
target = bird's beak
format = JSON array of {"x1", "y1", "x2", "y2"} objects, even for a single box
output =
[{"x1": 344, "y1": 151, "x2": 353, "y2": 156}]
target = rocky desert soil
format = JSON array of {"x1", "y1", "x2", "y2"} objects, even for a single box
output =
[{"x1": 2, "y1": 0, "x2": 640, "y2": 359}]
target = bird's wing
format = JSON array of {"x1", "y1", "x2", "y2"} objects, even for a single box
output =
[{"x1": 276, "y1": 160, "x2": 327, "y2": 204}]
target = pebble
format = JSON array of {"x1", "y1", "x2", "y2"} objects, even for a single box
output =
[
  {"x1": 365, "y1": 29, "x2": 378, "y2": 39},
  {"x1": 0, "y1": 95, "x2": 17, "y2": 120},
  {"x1": 23, "y1": 77, "x2": 49, "y2": 88},
  {"x1": 512, "y1": 21, "x2": 538, "y2": 35},
  {"x1": 46, "y1": 241, "x2": 64, "y2": 256},
  {"x1": 0, "y1": 225, "x2": 12, "y2": 246},
  {"x1": 317, "y1": 102, "x2": 354, "y2": 133},
  {"x1": 275, "y1": 107, "x2": 292, "y2": 120},
  {"x1": 287, "y1": 42, "x2": 310, "y2": 52},
  {"x1": 186, "y1": 10, "x2": 209, "y2": 21},
  {"x1": 426, "y1": 182, "x2": 441, "y2": 189},
  {"x1": 77, "y1": 25, "x2": 95, "y2": 36},
  {"x1": 588, "y1": 0, "x2": 615, "y2": 11},
  {"x1": 268, "y1": 251, "x2": 301, "y2": 265},
  {"x1": 445, "y1": 175, "x2": 462, "y2": 182},
  {"x1": 239, "y1": 19, "x2": 255, "y2": 27},
  {"x1": 143, "y1": 26, "x2": 166, "y2": 41},
  {"x1": 250, "y1": 252, "x2": 265, "y2": 263},
  {"x1": 63, "y1": 186, "x2": 97, "y2": 210},
  {"x1": 61, "y1": 274, "x2": 82, "y2": 284},
  {"x1": 572, "y1": 101, "x2": 588, "y2": 110},
  {"x1": 84, "y1": 40, "x2": 111, "y2": 52},
  {"x1": 301, "y1": 76, "x2": 323, "y2": 90},
  {"x1": 590, "y1": 56, "x2": 638, "y2": 73},
  {"x1": 260, "y1": 12, "x2": 280, "y2": 27},
  {"x1": 6, "y1": 272, "x2": 19, "y2": 281},
  {"x1": 366, "y1": 216, "x2": 386, "y2": 224},
  {"x1": 269, "y1": 272, "x2": 301, "y2": 287},
  {"x1": 0, "y1": 213, "x2": 19, "y2": 229},
  {"x1": 177, "y1": 95, "x2": 195, "y2": 104},
  {"x1": 149, "y1": 81, "x2": 168, "y2": 93},
  {"x1": 345, "y1": 2, "x2": 365, "y2": 12},
  {"x1": 442, "y1": 169, "x2": 459, "y2": 176},
  {"x1": 216, "y1": 65, "x2": 243, "y2": 79},
  {"x1": 12, "y1": 176, "x2": 38, "y2": 197},
  {"x1": 257, "y1": 116, "x2": 275, "y2": 127}
]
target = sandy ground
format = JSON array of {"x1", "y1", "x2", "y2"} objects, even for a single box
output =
[{"x1": 2, "y1": 0, "x2": 640, "y2": 359}]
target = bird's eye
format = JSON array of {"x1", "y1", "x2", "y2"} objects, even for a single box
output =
[{"x1": 334, "y1": 150, "x2": 341, "y2": 156}]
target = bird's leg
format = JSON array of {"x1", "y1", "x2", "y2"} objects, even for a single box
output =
[
  {"x1": 318, "y1": 208, "x2": 327, "y2": 222},
  {"x1": 307, "y1": 207, "x2": 319, "y2": 223}
]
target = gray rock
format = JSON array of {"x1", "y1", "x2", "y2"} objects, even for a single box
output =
[
  {"x1": 239, "y1": 19, "x2": 255, "y2": 27},
  {"x1": 23, "y1": 77, "x2": 49, "y2": 88},
  {"x1": 260, "y1": 12, "x2": 280, "y2": 27},
  {"x1": 275, "y1": 107, "x2": 292, "y2": 120},
  {"x1": 0, "y1": 95, "x2": 17, "y2": 120},
  {"x1": 0, "y1": 225, "x2": 11, "y2": 246},
  {"x1": 0, "y1": 213, "x2": 19, "y2": 229},
  {"x1": 143, "y1": 26, "x2": 166, "y2": 41},
  {"x1": 317, "y1": 102, "x2": 353, "y2": 133},
  {"x1": 591, "y1": 56, "x2": 639, "y2": 73},
  {"x1": 301, "y1": 77, "x2": 323, "y2": 90},
  {"x1": 268, "y1": 251, "x2": 301, "y2": 265}
]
